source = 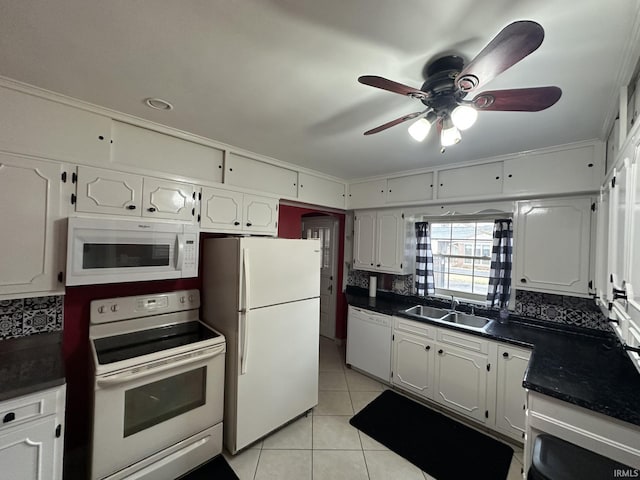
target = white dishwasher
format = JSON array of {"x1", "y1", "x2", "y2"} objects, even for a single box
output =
[{"x1": 346, "y1": 306, "x2": 392, "y2": 382}]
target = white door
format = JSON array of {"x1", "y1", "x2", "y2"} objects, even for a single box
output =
[
  {"x1": 142, "y1": 178, "x2": 195, "y2": 221},
  {"x1": 303, "y1": 217, "x2": 339, "y2": 339},
  {"x1": 0, "y1": 416, "x2": 57, "y2": 480},
  {"x1": 433, "y1": 343, "x2": 488, "y2": 423},
  {"x1": 496, "y1": 345, "x2": 530, "y2": 440},
  {"x1": 241, "y1": 238, "x2": 321, "y2": 309},
  {"x1": 353, "y1": 211, "x2": 376, "y2": 270},
  {"x1": 392, "y1": 331, "x2": 434, "y2": 399},
  {"x1": 243, "y1": 194, "x2": 278, "y2": 234},
  {"x1": 76, "y1": 166, "x2": 143, "y2": 216},
  {"x1": 0, "y1": 153, "x2": 65, "y2": 297},
  {"x1": 235, "y1": 298, "x2": 319, "y2": 451},
  {"x1": 200, "y1": 186, "x2": 243, "y2": 231}
]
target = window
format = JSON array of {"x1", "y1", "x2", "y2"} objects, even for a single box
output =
[{"x1": 430, "y1": 221, "x2": 494, "y2": 297}]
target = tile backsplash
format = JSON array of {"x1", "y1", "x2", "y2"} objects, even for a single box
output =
[
  {"x1": 0, "y1": 296, "x2": 64, "y2": 340},
  {"x1": 347, "y1": 269, "x2": 413, "y2": 295}
]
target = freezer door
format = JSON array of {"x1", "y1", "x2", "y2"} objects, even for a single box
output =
[
  {"x1": 234, "y1": 298, "x2": 319, "y2": 451},
  {"x1": 241, "y1": 238, "x2": 321, "y2": 309}
]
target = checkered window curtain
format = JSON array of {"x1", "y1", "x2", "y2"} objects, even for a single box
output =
[
  {"x1": 415, "y1": 222, "x2": 435, "y2": 296},
  {"x1": 486, "y1": 219, "x2": 513, "y2": 308}
]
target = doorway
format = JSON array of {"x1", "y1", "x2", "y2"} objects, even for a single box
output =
[{"x1": 302, "y1": 216, "x2": 338, "y2": 339}]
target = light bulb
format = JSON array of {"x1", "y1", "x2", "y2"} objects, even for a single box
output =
[
  {"x1": 408, "y1": 117, "x2": 432, "y2": 142},
  {"x1": 451, "y1": 105, "x2": 478, "y2": 131},
  {"x1": 441, "y1": 124, "x2": 461, "y2": 147}
]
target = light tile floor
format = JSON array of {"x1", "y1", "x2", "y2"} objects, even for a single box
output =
[{"x1": 224, "y1": 337, "x2": 525, "y2": 480}]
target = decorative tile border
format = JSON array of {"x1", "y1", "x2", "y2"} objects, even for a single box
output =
[{"x1": 0, "y1": 296, "x2": 63, "y2": 340}]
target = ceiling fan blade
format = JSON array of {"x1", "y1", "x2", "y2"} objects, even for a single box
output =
[
  {"x1": 359, "y1": 76, "x2": 429, "y2": 100},
  {"x1": 456, "y1": 21, "x2": 545, "y2": 93},
  {"x1": 471, "y1": 86, "x2": 562, "y2": 111},
  {"x1": 364, "y1": 110, "x2": 427, "y2": 135}
]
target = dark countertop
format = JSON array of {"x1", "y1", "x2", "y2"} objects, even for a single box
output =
[
  {"x1": 346, "y1": 288, "x2": 640, "y2": 428},
  {"x1": 0, "y1": 332, "x2": 66, "y2": 402}
]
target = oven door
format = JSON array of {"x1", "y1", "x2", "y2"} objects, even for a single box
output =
[{"x1": 91, "y1": 344, "x2": 225, "y2": 480}]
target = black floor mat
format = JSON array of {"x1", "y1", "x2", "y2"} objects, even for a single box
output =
[
  {"x1": 349, "y1": 390, "x2": 514, "y2": 480},
  {"x1": 178, "y1": 454, "x2": 239, "y2": 480}
]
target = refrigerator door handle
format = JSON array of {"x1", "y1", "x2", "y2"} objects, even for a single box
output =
[{"x1": 241, "y1": 248, "x2": 251, "y2": 375}]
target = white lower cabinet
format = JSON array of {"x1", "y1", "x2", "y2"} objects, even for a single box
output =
[
  {"x1": 495, "y1": 345, "x2": 531, "y2": 440},
  {"x1": 0, "y1": 385, "x2": 66, "y2": 480},
  {"x1": 200, "y1": 186, "x2": 278, "y2": 235},
  {"x1": 390, "y1": 316, "x2": 531, "y2": 440}
]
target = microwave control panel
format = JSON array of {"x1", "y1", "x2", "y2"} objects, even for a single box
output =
[{"x1": 182, "y1": 234, "x2": 198, "y2": 276}]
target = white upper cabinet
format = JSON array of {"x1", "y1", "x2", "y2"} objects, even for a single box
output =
[
  {"x1": 110, "y1": 121, "x2": 224, "y2": 183},
  {"x1": 387, "y1": 173, "x2": 434, "y2": 204},
  {"x1": 353, "y1": 209, "x2": 414, "y2": 274},
  {"x1": 436, "y1": 162, "x2": 503, "y2": 199},
  {"x1": 200, "y1": 186, "x2": 277, "y2": 235},
  {"x1": 75, "y1": 166, "x2": 196, "y2": 221},
  {"x1": 0, "y1": 86, "x2": 111, "y2": 165},
  {"x1": 0, "y1": 153, "x2": 66, "y2": 298},
  {"x1": 297, "y1": 172, "x2": 346, "y2": 209},
  {"x1": 347, "y1": 180, "x2": 386, "y2": 209},
  {"x1": 628, "y1": 151, "x2": 640, "y2": 307},
  {"x1": 515, "y1": 196, "x2": 593, "y2": 296},
  {"x1": 495, "y1": 345, "x2": 531, "y2": 441},
  {"x1": 608, "y1": 157, "x2": 631, "y2": 293},
  {"x1": 225, "y1": 152, "x2": 297, "y2": 198},
  {"x1": 141, "y1": 177, "x2": 196, "y2": 222},
  {"x1": 503, "y1": 144, "x2": 603, "y2": 196}
]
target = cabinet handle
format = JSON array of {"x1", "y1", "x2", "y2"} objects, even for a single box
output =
[
  {"x1": 127, "y1": 205, "x2": 136, "y2": 210},
  {"x1": 376, "y1": 264, "x2": 381, "y2": 267},
  {"x1": 246, "y1": 222, "x2": 252, "y2": 227},
  {"x1": 438, "y1": 349, "x2": 443, "y2": 355},
  {"x1": 523, "y1": 404, "x2": 526, "y2": 410},
  {"x1": 3, "y1": 412, "x2": 15, "y2": 423},
  {"x1": 234, "y1": 221, "x2": 240, "y2": 226},
  {"x1": 147, "y1": 207, "x2": 156, "y2": 212},
  {"x1": 520, "y1": 278, "x2": 527, "y2": 283},
  {"x1": 503, "y1": 352, "x2": 509, "y2": 358},
  {"x1": 425, "y1": 345, "x2": 431, "y2": 351}
]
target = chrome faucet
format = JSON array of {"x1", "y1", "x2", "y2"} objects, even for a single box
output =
[{"x1": 450, "y1": 296, "x2": 460, "y2": 311}]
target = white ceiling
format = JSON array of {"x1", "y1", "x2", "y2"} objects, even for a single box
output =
[{"x1": 0, "y1": 0, "x2": 638, "y2": 179}]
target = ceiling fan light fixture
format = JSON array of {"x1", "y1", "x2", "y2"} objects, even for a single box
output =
[
  {"x1": 408, "y1": 117, "x2": 432, "y2": 142},
  {"x1": 440, "y1": 119, "x2": 461, "y2": 147},
  {"x1": 451, "y1": 105, "x2": 478, "y2": 130}
]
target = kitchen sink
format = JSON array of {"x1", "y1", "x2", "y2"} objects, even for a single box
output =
[
  {"x1": 402, "y1": 305, "x2": 492, "y2": 331},
  {"x1": 402, "y1": 305, "x2": 450, "y2": 321}
]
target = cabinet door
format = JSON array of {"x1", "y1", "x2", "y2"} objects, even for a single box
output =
[
  {"x1": 353, "y1": 211, "x2": 376, "y2": 270},
  {"x1": 111, "y1": 121, "x2": 224, "y2": 183},
  {"x1": 515, "y1": 197, "x2": 592, "y2": 295},
  {"x1": 200, "y1": 186, "x2": 243, "y2": 231},
  {"x1": 243, "y1": 194, "x2": 278, "y2": 235},
  {"x1": 0, "y1": 416, "x2": 57, "y2": 480},
  {"x1": 437, "y1": 162, "x2": 503, "y2": 199},
  {"x1": 142, "y1": 178, "x2": 195, "y2": 222},
  {"x1": 496, "y1": 345, "x2": 530, "y2": 441},
  {"x1": 225, "y1": 152, "x2": 297, "y2": 198},
  {"x1": 376, "y1": 210, "x2": 404, "y2": 273},
  {"x1": 392, "y1": 331, "x2": 434, "y2": 399},
  {"x1": 608, "y1": 158, "x2": 631, "y2": 292},
  {"x1": 0, "y1": 86, "x2": 110, "y2": 165},
  {"x1": 0, "y1": 154, "x2": 65, "y2": 297},
  {"x1": 298, "y1": 172, "x2": 346, "y2": 209},
  {"x1": 347, "y1": 180, "x2": 386, "y2": 209},
  {"x1": 595, "y1": 189, "x2": 611, "y2": 305},
  {"x1": 387, "y1": 173, "x2": 434, "y2": 203},
  {"x1": 75, "y1": 166, "x2": 143, "y2": 216},
  {"x1": 629, "y1": 156, "x2": 640, "y2": 307},
  {"x1": 433, "y1": 343, "x2": 488, "y2": 422}
]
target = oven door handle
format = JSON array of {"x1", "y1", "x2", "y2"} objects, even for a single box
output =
[{"x1": 96, "y1": 345, "x2": 225, "y2": 388}]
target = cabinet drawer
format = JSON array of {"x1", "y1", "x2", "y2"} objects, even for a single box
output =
[
  {"x1": 0, "y1": 388, "x2": 59, "y2": 431},
  {"x1": 394, "y1": 317, "x2": 435, "y2": 339},
  {"x1": 436, "y1": 328, "x2": 489, "y2": 354}
]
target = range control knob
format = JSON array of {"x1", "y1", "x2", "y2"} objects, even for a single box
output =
[
  {"x1": 110, "y1": 304, "x2": 119, "y2": 312},
  {"x1": 97, "y1": 305, "x2": 106, "y2": 314},
  {"x1": 180, "y1": 296, "x2": 186, "y2": 304},
  {"x1": 188, "y1": 295, "x2": 194, "y2": 302}
]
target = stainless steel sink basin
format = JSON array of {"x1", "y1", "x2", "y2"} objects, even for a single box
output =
[
  {"x1": 403, "y1": 305, "x2": 450, "y2": 321},
  {"x1": 442, "y1": 312, "x2": 492, "y2": 330},
  {"x1": 402, "y1": 305, "x2": 492, "y2": 331}
]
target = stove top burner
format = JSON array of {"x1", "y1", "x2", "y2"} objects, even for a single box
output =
[{"x1": 94, "y1": 321, "x2": 220, "y2": 365}]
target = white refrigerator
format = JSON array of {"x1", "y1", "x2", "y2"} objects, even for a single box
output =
[{"x1": 202, "y1": 237, "x2": 321, "y2": 454}]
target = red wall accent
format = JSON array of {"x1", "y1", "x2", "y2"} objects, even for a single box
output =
[{"x1": 278, "y1": 204, "x2": 347, "y2": 339}]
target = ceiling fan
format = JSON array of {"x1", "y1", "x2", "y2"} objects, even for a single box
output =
[{"x1": 358, "y1": 21, "x2": 562, "y2": 150}]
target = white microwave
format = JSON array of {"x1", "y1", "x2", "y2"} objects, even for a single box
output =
[{"x1": 66, "y1": 217, "x2": 199, "y2": 286}]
